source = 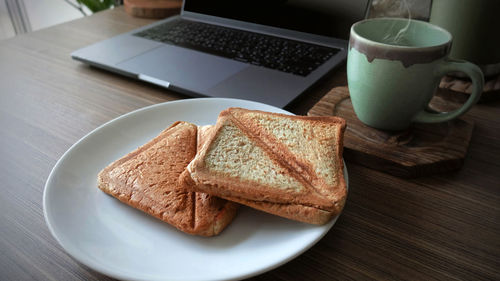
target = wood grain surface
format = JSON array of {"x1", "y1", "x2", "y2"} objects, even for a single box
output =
[
  {"x1": 1, "y1": 7, "x2": 499, "y2": 281},
  {"x1": 439, "y1": 74, "x2": 500, "y2": 95},
  {"x1": 439, "y1": 74, "x2": 500, "y2": 102},
  {"x1": 308, "y1": 87, "x2": 475, "y2": 178},
  {"x1": 124, "y1": 0, "x2": 182, "y2": 19}
]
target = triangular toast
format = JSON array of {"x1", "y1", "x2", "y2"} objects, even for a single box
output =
[
  {"x1": 97, "y1": 121, "x2": 237, "y2": 236},
  {"x1": 181, "y1": 108, "x2": 347, "y2": 224}
]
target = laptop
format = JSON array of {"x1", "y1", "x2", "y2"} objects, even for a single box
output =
[{"x1": 72, "y1": 0, "x2": 372, "y2": 108}]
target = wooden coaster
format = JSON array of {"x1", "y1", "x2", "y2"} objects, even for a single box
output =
[
  {"x1": 307, "y1": 87, "x2": 475, "y2": 178},
  {"x1": 124, "y1": 0, "x2": 182, "y2": 19},
  {"x1": 439, "y1": 73, "x2": 500, "y2": 103}
]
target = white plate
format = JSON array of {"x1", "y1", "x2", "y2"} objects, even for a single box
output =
[{"x1": 43, "y1": 98, "x2": 347, "y2": 281}]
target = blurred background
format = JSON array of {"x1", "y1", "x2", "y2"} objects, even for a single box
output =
[
  {"x1": 0, "y1": 0, "x2": 121, "y2": 40},
  {"x1": 0, "y1": 0, "x2": 431, "y2": 41}
]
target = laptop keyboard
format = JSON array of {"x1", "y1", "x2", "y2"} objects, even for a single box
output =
[{"x1": 134, "y1": 19, "x2": 340, "y2": 76}]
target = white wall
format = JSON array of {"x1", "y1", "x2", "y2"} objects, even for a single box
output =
[
  {"x1": 0, "y1": 0, "x2": 90, "y2": 40},
  {"x1": 23, "y1": 0, "x2": 85, "y2": 31},
  {"x1": 0, "y1": 0, "x2": 15, "y2": 40}
]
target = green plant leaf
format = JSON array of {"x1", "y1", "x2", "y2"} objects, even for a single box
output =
[{"x1": 76, "y1": 0, "x2": 114, "y2": 13}]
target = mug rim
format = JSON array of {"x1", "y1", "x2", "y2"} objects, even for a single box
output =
[{"x1": 350, "y1": 17, "x2": 453, "y2": 52}]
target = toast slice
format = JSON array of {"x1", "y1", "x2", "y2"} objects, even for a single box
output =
[
  {"x1": 180, "y1": 108, "x2": 347, "y2": 225},
  {"x1": 97, "y1": 121, "x2": 237, "y2": 236}
]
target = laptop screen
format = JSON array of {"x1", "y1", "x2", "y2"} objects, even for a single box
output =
[{"x1": 184, "y1": 0, "x2": 370, "y2": 40}]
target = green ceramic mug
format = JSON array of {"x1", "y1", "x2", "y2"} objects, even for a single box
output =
[{"x1": 347, "y1": 18, "x2": 484, "y2": 131}]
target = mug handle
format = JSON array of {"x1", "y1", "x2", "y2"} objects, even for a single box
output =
[{"x1": 412, "y1": 58, "x2": 484, "y2": 124}]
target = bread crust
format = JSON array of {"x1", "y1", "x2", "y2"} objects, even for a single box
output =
[
  {"x1": 183, "y1": 109, "x2": 347, "y2": 224},
  {"x1": 228, "y1": 109, "x2": 347, "y2": 210},
  {"x1": 97, "y1": 121, "x2": 237, "y2": 236},
  {"x1": 179, "y1": 170, "x2": 340, "y2": 225}
]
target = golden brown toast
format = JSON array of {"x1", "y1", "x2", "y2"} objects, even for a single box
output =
[
  {"x1": 180, "y1": 108, "x2": 347, "y2": 225},
  {"x1": 97, "y1": 121, "x2": 237, "y2": 236}
]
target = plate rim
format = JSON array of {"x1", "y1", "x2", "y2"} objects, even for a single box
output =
[{"x1": 43, "y1": 97, "x2": 347, "y2": 281}]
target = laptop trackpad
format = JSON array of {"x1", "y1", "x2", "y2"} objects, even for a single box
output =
[{"x1": 116, "y1": 45, "x2": 247, "y2": 92}]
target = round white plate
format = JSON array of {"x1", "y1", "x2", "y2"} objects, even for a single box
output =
[{"x1": 43, "y1": 98, "x2": 347, "y2": 281}]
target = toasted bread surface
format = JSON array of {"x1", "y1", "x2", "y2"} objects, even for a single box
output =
[
  {"x1": 98, "y1": 121, "x2": 237, "y2": 236},
  {"x1": 229, "y1": 109, "x2": 346, "y2": 204},
  {"x1": 179, "y1": 171, "x2": 336, "y2": 225},
  {"x1": 231, "y1": 197, "x2": 334, "y2": 225},
  {"x1": 184, "y1": 108, "x2": 347, "y2": 224}
]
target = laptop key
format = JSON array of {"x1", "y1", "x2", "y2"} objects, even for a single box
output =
[{"x1": 134, "y1": 19, "x2": 340, "y2": 76}]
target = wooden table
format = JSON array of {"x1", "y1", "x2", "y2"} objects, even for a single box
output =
[{"x1": 1, "y1": 7, "x2": 499, "y2": 281}]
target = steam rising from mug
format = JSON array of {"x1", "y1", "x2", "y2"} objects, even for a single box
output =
[{"x1": 375, "y1": 0, "x2": 412, "y2": 46}]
